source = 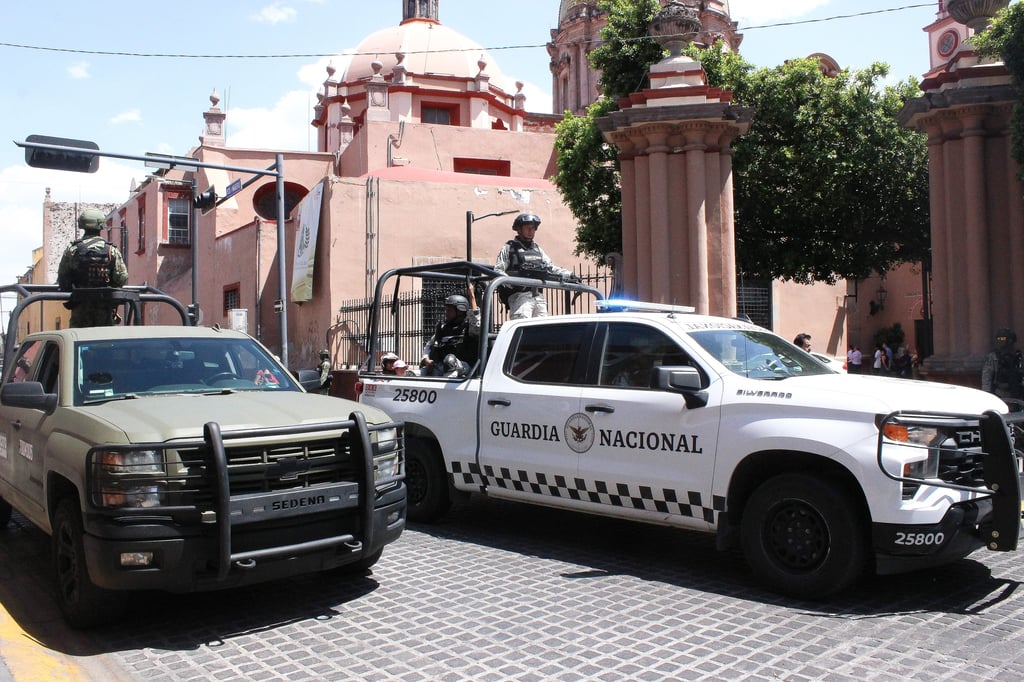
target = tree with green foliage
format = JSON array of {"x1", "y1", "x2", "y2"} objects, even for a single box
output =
[
  {"x1": 553, "y1": 0, "x2": 931, "y2": 285},
  {"x1": 972, "y1": 2, "x2": 1024, "y2": 180},
  {"x1": 728, "y1": 59, "x2": 930, "y2": 284},
  {"x1": 553, "y1": 0, "x2": 662, "y2": 262}
]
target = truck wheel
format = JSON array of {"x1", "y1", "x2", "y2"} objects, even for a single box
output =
[
  {"x1": 405, "y1": 437, "x2": 451, "y2": 523},
  {"x1": 0, "y1": 497, "x2": 11, "y2": 527},
  {"x1": 740, "y1": 473, "x2": 867, "y2": 599},
  {"x1": 52, "y1": 498, "x2": 125, "y2": 628}
]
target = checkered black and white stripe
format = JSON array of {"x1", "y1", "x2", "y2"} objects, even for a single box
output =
[{"x1": 450, "y1": 460, "x2": 725, "y2": 524}]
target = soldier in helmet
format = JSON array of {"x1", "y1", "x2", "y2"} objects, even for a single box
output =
[
  {"x1": 420, "y1": 287, "x2": 480, "y2": 377},
  {"x1": 981, "y1": 328, "x2": 1024, "y2": 402},
  {"x1": 317, "y1": 349, "x2": 332, "y2": 393},
  {"x1": 494, "y1": 213, "x2": 577, "y2": 319},
  {"x1": 57, "y1": 208, "x2": 128, "y2": 327}
]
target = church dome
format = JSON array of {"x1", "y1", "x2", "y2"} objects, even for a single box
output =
[{"x1": 340, "y1": 18, "x2": 510, "y2": 91}]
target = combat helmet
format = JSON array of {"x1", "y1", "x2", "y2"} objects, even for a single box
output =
[
  {"x1": 444, "y1": 294, "x2": 469, "y2": 313},
  {"x1": 512, "y1": 213, "x2": 541, "y2": 231},
  {"x1": 78, "y1": 208, "x2": 107, "y2": 233}
]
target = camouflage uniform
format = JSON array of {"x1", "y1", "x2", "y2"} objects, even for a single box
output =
[
  {"x1": 57, "y1": 210, "x2": 129, "y2": 328},
  {"x1": 318, "y1": 350, "x2": 332, "y2": 394},
  {"x1": 981, "y1": 329, "x2": 1024, "y2": 401}
]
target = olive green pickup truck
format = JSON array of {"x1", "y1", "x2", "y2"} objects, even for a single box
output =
[{"x1": 0, "y1": 285, "x2": 405, "y2": 627}]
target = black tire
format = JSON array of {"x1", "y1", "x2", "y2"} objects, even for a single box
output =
[
  {"x1": 0, "y1": 497, "x2": 12, "y2": 528},
  {"x1": 52, "y1": 498, "x2": 126, "y2": 628},
  {"x1": 405, "y1": 437, "x2": 451, "y2": 523},
  {"x1": 740, "y1": 473, "x2": 868, "y2": 599}
]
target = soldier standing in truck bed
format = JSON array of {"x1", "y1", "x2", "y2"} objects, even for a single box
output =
[{"x1": 57, "y1": 208, "x2": 129, "y2": 327}]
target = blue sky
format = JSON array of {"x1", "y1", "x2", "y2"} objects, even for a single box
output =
[{"x1": 0, "y1": 1, "x2": 965, "y2": 317}]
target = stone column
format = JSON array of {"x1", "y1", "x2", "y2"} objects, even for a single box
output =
[
  {"x1": 960, "y1": 107, "x2": 991, "y2": 358},
  {"x1": 667, "y1": 132, "x2": 689, "y2": 306},
  {"x1": 900, "y1": 51, "x2": 1021, "y2": 385},
  {"x1": 923, "y1": 120, "x2": 951, "y2": 357},
  {"x1": 683, "y1": 125, "x2": 709, "y2": 312},
  {"x1": 703, "y1": 126, "x2": 723, "y2": 313},
  {"x1": 645, "y1": 124, "x2": 673, "y2": 300},
  {"x1": 718, "y1": 128, "x2": 739, "y2": 318},
  {"x1": 615, "y1": 135, "x2": 639, "y2": 296},
  {"x1": 633, "y1": 143, "x2": 653, "y2": 302}
]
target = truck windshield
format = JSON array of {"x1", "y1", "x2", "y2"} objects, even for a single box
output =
[
  {"x1": 75, "y1": 337, "x2": 298, "y2": 404},
  {"x1": 689, "y1": 329, "x2": 834, "y2": 379}
]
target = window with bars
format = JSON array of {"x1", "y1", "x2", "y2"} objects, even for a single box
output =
[
  {"x1": 167, "y1": 196, "x2": 190, "y2": 245},
  {"x1": 737, "y1": 280, "x2": 772, "y2": 330},
  {"x1": 223, "y1": 286, "x2": 240, "y2": 316}
]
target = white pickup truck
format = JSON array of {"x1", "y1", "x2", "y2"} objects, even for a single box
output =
[{"x1": 357, "y1": 262, "x2": 1022, "y2": 598}]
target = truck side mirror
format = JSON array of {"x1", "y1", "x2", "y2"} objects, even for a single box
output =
[
  {"x1": 654, "y1": 366, "x2": 708, "y2": 409},
  {"x1": 1, "y1": 381, "x2": 58, "y2": 414},
  {"x1": 293, "y1": 369, "x2": 323, "y2": 392}
]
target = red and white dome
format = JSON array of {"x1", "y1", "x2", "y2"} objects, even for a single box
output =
[{"x1": 340, "y1": 17, "x2": 511, "y2": 92}]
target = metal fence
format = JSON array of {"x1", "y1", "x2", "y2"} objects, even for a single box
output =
[{"x1": 331, "y1": 263, "x2": 614, "y2": 369}]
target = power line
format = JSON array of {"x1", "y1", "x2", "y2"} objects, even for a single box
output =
[
  {"x1": 0, "y1": 4, "x2": 936, "y2": 61},
  {"x1": 738, "y1": 4, "x2": 934, "y2": 31}
]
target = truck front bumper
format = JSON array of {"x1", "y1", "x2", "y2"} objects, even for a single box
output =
[
  {"x1": 872, "y1": 497, "x2": 1016, "y2": 575},
  {"x1": 81, "y1": 484, "x2": 406, "y2": 592}
]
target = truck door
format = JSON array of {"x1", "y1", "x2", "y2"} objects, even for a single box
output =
[
  {"x1": 477, "y1": 321, "x2": 592, "y2": 502},
  {"x1": 1, "y1": 339, "x2": 56, "y2": 521},
  {"x1": 578, "y1": 322, "x2": 721, "y2": 531}
]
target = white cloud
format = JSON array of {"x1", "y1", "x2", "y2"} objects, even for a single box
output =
[
  {"x1": 225, "y1": 90, "x2": 316, "y2": 151},
  {"x1": 252, "y1": 2, "x2": 297, "y2": 24},
  {"x1": 67, "y1": 61, "x2": 90, "y2": 79},
  {"x1": 110, "y1": 109, "x2": 142, "y2": 125},
  {"x1": 520, "y1": 81, "x2": 553, "y2": 116},
  {"x1": 0, "y1": 161, "x2": 145, "y2": 287},
  {"x1": 297, "y1": 54, "x2": 354, "y2": 90},
  {"x1": 728, "y1": 0, "x2": 831, "y2": 24}
]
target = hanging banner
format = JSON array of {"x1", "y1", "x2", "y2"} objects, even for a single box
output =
[{"x1": 290, "y1": 179, "x2": 325, "y2": 302}]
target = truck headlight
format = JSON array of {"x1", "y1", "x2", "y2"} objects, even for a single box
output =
[
  {"x1": 372, "y1": 426, "x2": 399, "y2": 453},
  {"x1": 902, "y1": 449, "x2": 940, "y2": 480},
  {"x1": 93, "y1": 450, "x2": 164, "y2": 508},
  {"x1": 881, "y1": 423, "x2": 942, "y2": 479},
  {"x1": 374, "y1": 451, "x2": 404, "y2": 484}
]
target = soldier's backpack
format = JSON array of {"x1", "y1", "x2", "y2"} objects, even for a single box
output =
[{"x1": 71, "y1": 237, "x2": 113, "y2": 287}]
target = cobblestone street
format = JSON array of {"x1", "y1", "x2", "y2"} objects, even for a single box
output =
[{"x1": 2, "y1": 497, "x2": 1024, "y2": 681}]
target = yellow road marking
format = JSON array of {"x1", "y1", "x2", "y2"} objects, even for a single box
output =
[{"x1": 0, "y1": 603, "x2": 89, "y2": 681}]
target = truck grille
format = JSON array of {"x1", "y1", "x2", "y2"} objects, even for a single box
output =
[{"x1": 178, "y1": 434, "x2": 357, "y2": 506}]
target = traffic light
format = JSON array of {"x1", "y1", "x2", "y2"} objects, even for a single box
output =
[
  {"x1": 24, "y1": 135, "x2": 99, "y2": 173},
  {"x1": 193, "y1": 187, "x2": 217, "y2": 211}
]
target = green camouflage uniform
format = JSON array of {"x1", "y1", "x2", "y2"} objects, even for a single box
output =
[{"x1": 57, "y1": 234, "x2": 129, "y2": 328}]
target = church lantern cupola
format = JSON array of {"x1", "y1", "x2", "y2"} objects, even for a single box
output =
[{"x1": 404, "y1": 0, "x2": 439, "y2": 22}]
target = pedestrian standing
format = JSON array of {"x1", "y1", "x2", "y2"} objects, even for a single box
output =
[{"x1": 848, "y1": 346, "x2": 863, "y2": 374}]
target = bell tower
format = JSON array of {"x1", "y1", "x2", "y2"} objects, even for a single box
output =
[
  {"x1": 923, "y1": 1, "x2": 970, "y2": 72},
  {"x1": 403, "y1": 0, "x2": 439, "y2": 22}
]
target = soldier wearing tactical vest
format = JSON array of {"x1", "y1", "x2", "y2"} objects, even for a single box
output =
[
  {"x1": 57, "y1": 208, "x2": 129, "y2": 327},
  {"x1": 981, "y1": 328, "x2": 1024, "y2": 402},
  {"x1": 493, "y1": 213, "x2": 577, "y2": 319}
]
